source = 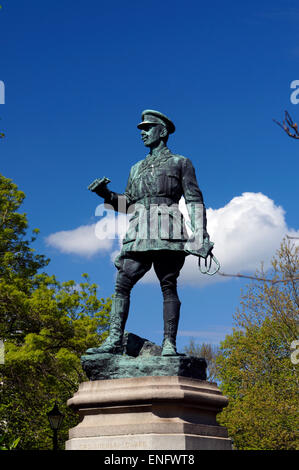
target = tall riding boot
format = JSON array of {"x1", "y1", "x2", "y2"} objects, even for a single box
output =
[
  {"x1": 161, "y1": 300, "x2": 181, "y2": 356},
  {"x1": 86, "y1": 296, "x2": 129, "y2": 355}
]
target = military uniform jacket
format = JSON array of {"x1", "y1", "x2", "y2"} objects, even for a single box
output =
[{"x1": 105, "y1": 147, "x2": 207, "y2": 255}]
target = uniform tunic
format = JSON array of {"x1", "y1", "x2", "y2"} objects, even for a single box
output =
[{"x1": 105, "y1": 147, "x2": 207, "y2": 255}]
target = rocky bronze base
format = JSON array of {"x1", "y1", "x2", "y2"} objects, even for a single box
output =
[
  {"x1": 81, "y1": 331, "x2": 207, "y2": 381},
  {"x1": 66, "y1": 376, "x2": 232, "y2": 450},
  {"x1": 81, "y1": 353, "x2": 207, "y2": 381}
]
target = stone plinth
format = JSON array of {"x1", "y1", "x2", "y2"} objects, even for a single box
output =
[{"x1": 66, "y1": 376, "x2": 232, "y2": 450}]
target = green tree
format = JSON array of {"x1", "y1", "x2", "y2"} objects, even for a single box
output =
[
  {"x1": 216, "y1": 239, "x2": 299, "y2": 450},
  {"x1": 0, "y1": 174, "x2": 111, "y2": 449}
]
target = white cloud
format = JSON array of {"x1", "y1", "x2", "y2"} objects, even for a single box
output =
[
  {"x1": 142, "y1": 192, "x2": 299, "y2": 285},
  {"x1": 45, "y1": 222, "x2": 113, "y2": 257},
  {"x1": 207, "y1": 191, "x2": 298, "y2": 271},
  {"x1": 46, "y1": 192, "x2": 299, "y2": 285},
  {"x1": 46, "y1": 211, "x2": 129, "y2": 257}
]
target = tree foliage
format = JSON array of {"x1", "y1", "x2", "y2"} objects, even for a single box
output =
[
  {"x1": 0, "y1": 174, "x2": 111, "y2": 449},
  {"x1": 216, "y1": 239, "x2": 299, "y2": 450}
]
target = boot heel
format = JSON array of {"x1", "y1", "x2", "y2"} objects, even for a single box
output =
[{"x1": 161, "y1": 338, "x2": 177, "y2": 356}]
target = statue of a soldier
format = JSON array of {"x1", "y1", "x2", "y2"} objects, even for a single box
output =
[{"x1": 87, "y1": 110, "x2": 217, "y2": 357}]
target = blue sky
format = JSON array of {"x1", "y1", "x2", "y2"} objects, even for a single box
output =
[{"x1": 1, "y1": 0, "x2": 299, "y2": 351}]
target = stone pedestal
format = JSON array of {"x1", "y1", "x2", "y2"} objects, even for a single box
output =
[{"x1": 66, "y1": 375, "x2": 232, "y2": 450}]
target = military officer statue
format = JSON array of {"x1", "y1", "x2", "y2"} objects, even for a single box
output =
[{"x1": 87, "y1": 110, "x2": 215, "y2": 357}]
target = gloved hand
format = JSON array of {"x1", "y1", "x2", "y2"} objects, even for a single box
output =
[
  {"x1": 88, "y1": 177, "x2": 111, "y2": 199},
  {"x1": 185, "y1": 230, "x2": 212, "y2": 258}
]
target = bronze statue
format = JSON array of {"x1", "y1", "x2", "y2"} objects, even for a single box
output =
[{"x1": 87, "y1": 110, "x2": 218, "y2": 356}]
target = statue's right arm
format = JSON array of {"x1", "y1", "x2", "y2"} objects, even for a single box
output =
[
  {"x1": 88, "y1": 177, "x2": 111, "y2": 197},
  {"x1": 104, "y1": 190, "x2": 131, "y2": 214},
  {"x1": 88, "y1": 172, "x2": 133, "y2": 214},
  {"x1": 107, "y1": 169, "x2": 134, "y2": 214}
]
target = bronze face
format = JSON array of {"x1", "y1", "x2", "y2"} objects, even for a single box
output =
[{"x1": 140, "y1": 123, "x2": 166, "y2": 148}]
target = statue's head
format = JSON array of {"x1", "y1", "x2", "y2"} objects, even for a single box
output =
[{"x1": 137, "y1": 110, "x2": 175, "y2": 148}]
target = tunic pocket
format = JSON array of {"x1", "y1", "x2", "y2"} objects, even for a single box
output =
[
  {"x1": 154, "y1": 170, "x2": 167, "y2": 195},
  {"x1": 122, "y1": 213, "x2": 138, "y2": 243},
  {"x1": 166, "y1": 174, "x2": 181, "y2": 195}
]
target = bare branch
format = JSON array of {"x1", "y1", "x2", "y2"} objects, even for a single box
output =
[
  {"x1": 217, "y1": 271, "x2": 299, "y2": 284},
  {"x1": 273, "y1": 110, "x2": 299, "y2": 139}
]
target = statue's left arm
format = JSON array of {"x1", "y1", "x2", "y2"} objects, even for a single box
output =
[{"x1": 181, "y1": 157, "x2": 208, "y2": 254}]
